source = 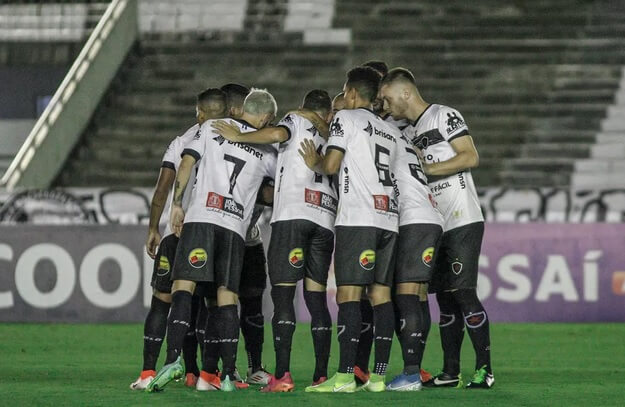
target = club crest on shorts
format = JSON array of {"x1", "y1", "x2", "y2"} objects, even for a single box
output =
[
  {"x1": 188, "y1": 248, "x2": 207, "y2": 268},
  {"x1": 422, "y1": 247, "x2": 434, "y2": 267},
  {"x1": 359, "y1": 249, "x2": 376, "y2": 271},
  {"x1": 156, "y1": 256, "x2": 170, "y2": 276},
  {"x1": 451, "y1": 261, "x2": 463, "y2": 275},
  {"x1": 288, "y1": 248, "x2": 304, "y2": 268}
]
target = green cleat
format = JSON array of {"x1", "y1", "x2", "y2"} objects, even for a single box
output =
[
  {"x1": 145, "y1": 356, "x2": 185, "y2": 393},
  {"x1": 221, "y1": 375, "x2": 236, "y2": 392},
  {"x1": 305, "y1": 372, "x2": 356, "y2": 393},
  {"x1": 466, "y1": 366, "x2": 494, "y2": 389},
  {"x1": 361, "y1": 373, "x2": 386, "y2": 392}
]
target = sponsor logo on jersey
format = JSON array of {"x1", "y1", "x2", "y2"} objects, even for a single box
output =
[
  {"x1": 156, "y1": 255, "x2": 170, "y2": 276},
  {"x1": 431, "y1": 181, "x2": 452, "y2": 193},
  {"x1": 359, "y1": 249, "x2": 376, "y2": 270},
  {"x1": 188, "y1": 248, "x2": 207, "y2": 268},
  {"x1": 372, "y1": 194, "x2": 399, "y2": 214},
  {"x1": 288, "y1": 248, "x2": 304, "y2": 268},
  {"x1": 227, "y1": 141, "x2": 264, "y2": 160},
  {"x1": 446, "y1": 112, "x2": 466, "y2": 133},
  {"x1": 422, "y1": 247, "x2": 435, "y2": 267},
  {"x1": 305, "y1": 188, "x2": 338, "y2": 214},
  {"x1": 213, "y1": 135, "x2": 226, "y2": 145},
  {"x1": 458, "y1": 172, "x2": 466, "y2": 189},
  {"x1": 364, "y1": 121, "x2": 396, "y2": 142},
  {"x1": 451, "y1": 261, "x2": 463, "y2": 275},
  {"x1": 330, "y1": 117, "x2": 344, "y2": 137},
  {"x1": 206, "y1": 192, "x2": 244, "y2": 219},
  {"x1": 343, "y1": 167, "x2": 350, "y2": 193}
]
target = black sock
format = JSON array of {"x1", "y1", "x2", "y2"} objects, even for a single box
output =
[
  {"x1": 165, "y1": 291, "x2": 193, "y2": 364},
  {"x1": 304, "y1": 290, "x2": 332, "y2": 381},
  {"x1": 182, "y1": 295, "x2": 201, "y2": 376},
  {"x1": 355, "y1": 299, "x2": 373, "y2": 373},
  {"x1": 142, "y1": 296, "x2": 170, "y2": 371},
  {"x1": 337, "y1": 301, "x2": 361, "y2": 374},
  {"x1": 372, "y1": 302, "x2": 394, "y2": 376},
  {"x1": 195, "y1": 296, "x2": 208, "y2": 354},
  {"x1": 240, "y1": 296, "x2": 264, "y2": 372},
  {"x1": 218, "y1": 304, "x2": 240, "y2": 379},
  {"x1": 394, "y1": 295, "x2": 422, "y2": 375},
  {"x1": 271, "y1": 286, "x2": 296, "y2": 379},
  {"x1": 453, "y1": 289, "x2": 492, "y2": 373},
  {"x1": 420, "y1": 299, "x2": 432, "y2": 344},
  {"x1": 201, "y1": 305, "x2": 220, "y2": 374},
  {"x1": 436, "y1": 291, "x2": 464, "y2": 376}
]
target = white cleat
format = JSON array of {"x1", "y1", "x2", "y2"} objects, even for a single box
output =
[
  {"x1": 130, "y1": 371, "x2": 156, "y2": 390},
  {"x1": 246, "y1": 367, "x2": 272, "y2": 386},
  {"x1": 196, "y1": 372, "x2": 220, "y2": 391}
]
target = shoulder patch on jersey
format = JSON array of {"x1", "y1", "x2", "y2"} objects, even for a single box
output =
[
  {"x1": 283, "y1": 114, "x2": 294, "y2": 124},
  {"x1": 364, "y1": 121, "x2": 373, "y2": 137},
  {"x1": 306, "y1": 125, "x2": 317, "y2": 136},
  {"x1": 193, "y1": 130, "x2": 201, "y2": 140},
  {"x1": 445, "y1": 111, "x2": 466, "y2": 133},
  {"x1": 330, "y1": 117, "x2": 344, "y2": 137}
]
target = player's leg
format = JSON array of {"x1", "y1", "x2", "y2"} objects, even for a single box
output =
[
  {"x1": 182, "y1": 294, "x2": 201, "y2": 385},
  {"x1": 302, "y1": 223, "x2": 334, "y2": 385},
  {"x1": 354, "y1": 293, "x2": 373, "y2": 384},
  {"x1": 197, "y1": 288, "x2": 222, "y2": 391}
]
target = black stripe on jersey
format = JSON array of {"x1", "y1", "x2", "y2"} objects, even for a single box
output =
[
  {"x1": 276, "y1": 125, "x2": 291, "y2": 142},
  {"x1": 232, "y1": 118, "x2": 258, "y2": 130},
  {"x1": 412, "y1": 104, "x2": 433, "y2": 126},
  {"x1": 447, "y1": 129, "x2": 470, "y2": 143},
  {"x1": 411, "y1": 129, "x2": 446, "y2": 150},
  {"x1": 181, "y1": 148, "x2": 201, "y2": 162},
  {"x1": 326, "y1": 145, "x2": 345, "y2": 154},
  {"x1": 161, "y1": 161, "x2": 175, "y2": 170}
]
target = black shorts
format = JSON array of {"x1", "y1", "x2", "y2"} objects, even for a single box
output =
[
  {"x1": 151, "y1": 234, "x2": 179, "y2": 293},
  {"x1": 395, "y1": 223, "x2": 443, "y2": 284},
  {"x1": 334, "y1": 226, "x2": 397, "y2": 287},
  {"x1": 172, "y1": 222, "x2": 245, "y2": 293},
  {"x1": 239, "y1": 242, "x2": 268, "y2": 292},
  {"x1": 268, "y1": 219, "x2": 334, "y2": 286},
  {"x1": 430, "y1": 221, "x2": 484, "y2": 292}
]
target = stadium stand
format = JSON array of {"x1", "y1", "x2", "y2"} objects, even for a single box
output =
[{"x1": 2, "y1": 0, "x2": 624, "y2": 189}]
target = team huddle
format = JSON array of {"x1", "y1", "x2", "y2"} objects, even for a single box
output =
[{"x1": 130, "y1": 61, "x2": 494, "y2": 394}]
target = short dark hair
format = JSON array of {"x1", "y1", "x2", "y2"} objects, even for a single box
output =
[
  {"x1": 196, "y1": 88, "x2": 227, "y2": 112},
  {"x1": 362, "y1": 60, "x2": 388, "y2": 76},
  {"x1": 302, "y1": 89, "x2": 331, "y2": 116},
  {"x1": 220, "y1": 83, "x2": 250, "y2": 111},
  {"x1": 380, "y1": 67, "x2": 416, "y2": 87},
  {"x1": 345, "y1": 66, "x2": 381, "y2": 103}
]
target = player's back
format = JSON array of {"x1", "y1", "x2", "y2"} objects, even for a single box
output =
[
  {"x1": 271, "y1": 113, "x2": 337, "y2": 231},
  {"x1": 183, "y1": 118, "x2": 277, "y2": 239},
  {"x1": 327, "y1": 108, "x2": 399, "y2": 232}
]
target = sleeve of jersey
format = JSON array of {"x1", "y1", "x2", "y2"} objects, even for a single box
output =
[
  {"x1": 161, "y1": 139, "x2": 177, "y2": 170},
  {"x1": 326, "y1": 112, "x2": 348, "y2": 154},
  {"x1": 440, "y1": 108, "x2": 470, "y2": 142},
  {"x1": 276, "y1": 114, "x2": 297, "y2": 144},
  {"x1": 181, "y1": 128, "x2": 205, "y2": 162},
  {"x1": 264, "y1": 149, "x2": 278, "y2": 179}
]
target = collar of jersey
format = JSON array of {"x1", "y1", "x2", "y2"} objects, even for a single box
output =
[
  {"x1": 412, "y1": 104, "x2": 433, "y2": 126},
  {"x1": 231, "y1": 118, "x2": 258, "y2": 130},
  {"x1": 357, "y1": 107, "x2": 377, "y2": 116}
]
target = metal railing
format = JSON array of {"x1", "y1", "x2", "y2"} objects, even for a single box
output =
[{"x1": 1, "y1": 0, "x2": 138, "y2": 190}]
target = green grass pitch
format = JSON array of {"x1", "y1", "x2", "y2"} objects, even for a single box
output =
[{"x1": 1, "y1": 323, "x2": 623, "y2": 406}]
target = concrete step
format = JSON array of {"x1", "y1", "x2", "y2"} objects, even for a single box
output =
[{"x1": 590, "y1": 143, "x2": 625, "y2": 159}]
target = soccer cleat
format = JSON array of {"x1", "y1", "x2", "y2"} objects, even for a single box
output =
[
  {"x1": 311, "y1": 376, "x2": 327, "y2": 387},
  {"x1": 196, "y1": 371, "x2": 220, "y2": 391},
  {"x1": 466, "y1": 366, "x2": 494, "y2": 389},
  {"x1": 184, "y1": 373, "x2": 198, "y2": 388},
  {"x1": 260, "y1": 372, "x2": 295, "y2": 393},
  {"x1": 423, "y1": 372, "x2": 463, "y2": 388},
  {"x1": 353, "y1": 366, "x2": 370, "y2": 385},
  {"x1": 305, "y1": 372, "x2": 356, "y2": 393},
  {"x1": 130, "y1": 370, "x2": 156, "y2": 390},
  {"x1": 221, "y1": 375, "x2": 237, "y2": 392},
  {"x1": 145, "y1": 357, "x2": 185, "y2": 393},
  {"x1": 233, "y1": 369, "x2": 244, "y2": 383},
  {"x1": 246, "y1": 367, "x2": 272, "y2": 386},
  {"x1": 420, "y1": 368, "x2": 433, "y2": 383},
  {"x1": 360, "y1": 373, "x2": 386, "y2": 392},
  {"x1": 386, "y1": 372, "x2": 422, "y2": 392}
]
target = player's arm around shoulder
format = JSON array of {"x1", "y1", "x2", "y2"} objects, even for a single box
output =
[{"x1": 211, "y1": 119, "x2": 289, "y2": 144}]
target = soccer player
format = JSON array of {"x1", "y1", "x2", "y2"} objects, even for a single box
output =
[
  {"x1": 130, "y1": 88, "x2": 227, "y2": 390},
  {"x1": 379, "y1": 67, "x2": 494, "y2": 389},
  {"x1": 299, "y1": 66, "x2": 399, "y2": 393},
  {"x1": 212, "y1": 89, "x2": 336, "y2": 392},
  {"x1": 146, "y1": 89, "x2": 278, "y2": 393},
  {"x1": 332, "y1": 92, "x2": 345, "y2": 115},
  {"x1": 385, "y1": 134, "x2": 443, "y2": 391}
]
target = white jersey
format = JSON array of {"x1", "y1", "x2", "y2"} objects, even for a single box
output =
[
  {"x1": 402, "y1": 104, "x2": 483, "y2": 231},
  {"x1": 383, "y1": 113, "x2": 409, "y2": 131},
  {"x1": 326, "y1": 108, "x2": 399, "y2": 233},
  {"x1": 183, "y1": 118, "x2": 278, "y2": 239},
  {"x1": 271, "y1": 113, "x2": 337, "y2": 231},
  {"x1": 393, "y1": 135, "x2": 443, "y2": 227},
  {"x1": 160, "y1": 123, "x2": 199, "y2": 238},
  {"x1": 245, "y1": 205, "x2": 264, "y2": 246}
]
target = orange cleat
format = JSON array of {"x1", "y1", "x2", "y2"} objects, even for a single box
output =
[
  {"x1": 420, "y1": 369, "x2": 433, "y2": 384},
  {"x1": 185, "y1": 373, "x2": 198, "y2": 388},
  {"x1": 260, "y1": 372, "x2": 295, "y2": 393},
  {"x1": 196, "y1": 371, "x2": 220, "y2": 391},
  {"x1": 354, "y1": 366, "x2": 370, "y2": 385}
]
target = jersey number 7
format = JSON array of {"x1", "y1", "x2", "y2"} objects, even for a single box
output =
[{"x1": 224, "y1": 154, "x2": 246, "y2": 194}]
